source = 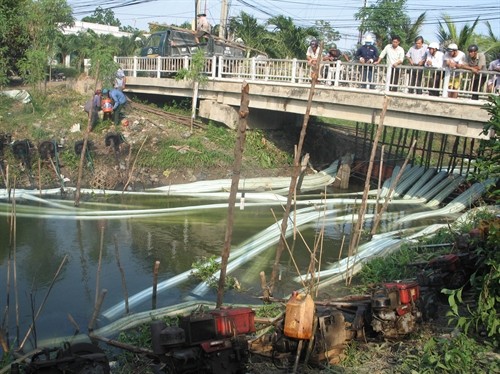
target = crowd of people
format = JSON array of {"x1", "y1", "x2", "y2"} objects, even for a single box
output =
[
  {"x1": 306, "y1": 35, "x2": 500, "y2": 99},
  {"x1": 84, "y1": 67, "x2": 128, "y2": 129}
]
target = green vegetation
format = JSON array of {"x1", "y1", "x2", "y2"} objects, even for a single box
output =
[
  {"x1": 190, "y1": 255, "x2": 239, "y2": 290},
  {"x1": 345, "y1": 206, "x2": 499, "y2": 373},
  {"x1": 472, "y1": 95, "x2": 500, "y2": 199},
  {"x1": 401, "y1": 333, "x2": 497, "y2": 373}
]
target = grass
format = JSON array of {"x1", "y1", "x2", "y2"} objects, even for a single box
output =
[{"x1": 0, "y1": 87, "x2": 294, "y2": 189}]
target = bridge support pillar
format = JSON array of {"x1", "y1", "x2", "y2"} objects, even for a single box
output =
[
  {"x1": 199, "y1": 100, "x2": 302, "y2": 130},
  {"x1": 333, "y1": 153, "x2": 353, "y2": 190}
]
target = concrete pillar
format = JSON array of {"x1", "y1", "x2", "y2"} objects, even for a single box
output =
[{"x1": 336, "y1": 153, "x2": 354, "y2": 189}]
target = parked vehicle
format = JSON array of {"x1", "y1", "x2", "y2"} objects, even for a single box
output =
[{"x1": 140, "y1": 27, "x2": 246, "y2": 59}]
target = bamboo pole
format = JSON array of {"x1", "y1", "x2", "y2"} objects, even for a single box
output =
[
  {"x1": 375, "y1": 145, "x2": 385, "y2": 216},
  {"x1": 95, "y1": 223, "x2": 105, "y2": 306},
  {"x1": 216, "y1": 81, "x2": 249, "y2": 308},
  {"x1": 11, "y1": 186, "x2": 19, "y2": 347},
  {"x1": 113, "y1": 235, "x2": 129, "y2": 314},
  {"x1": 37, "y1": 158, "x2": 41, "y2": 197},
  {"x1": 18, "y1": 255, "x2": 68, "y2": 351},
  {"x1": 89, "y1": 334, "x2": 154, "y2": 355},
  {"x1": 88, "y1": 289, "x2": 107, "y2": 332},
  {"x1": 67, "y1": 313, "x2": 80, "y2": 336},
  {"x1": 123, "y1": 135, "x2": 148, "y2": 192},
  {"x1": 152, "y1": 261, "x2": 160, "y2": 310},
  {"x1": 371, "y1": 139, "x2": 417, "y2": 235},
  {"x1": 346, "y1": 97, "x2": 389, "y2": 285},
  {"x1": 269, "y1": 42, "x2": 324, "y2": 295},
  {"x1": 75, "y1": 64, "x2": 100, "y2": 207}
]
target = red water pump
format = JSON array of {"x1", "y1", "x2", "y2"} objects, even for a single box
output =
[
  {"x1": 150, "y1": 307, "x2": 255, "y2": 374},
  {"x1": 371, "y1": 281, "x2": 422, "y2": 338}
]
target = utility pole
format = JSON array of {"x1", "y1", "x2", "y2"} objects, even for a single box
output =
[
  {"x1": 358, "y1": 0, "x2": 368, "y2": 45},
  {"x1": 219, "y1": 0, "x2": 228, "y2": 38},
  {"x1": 195, "y1": 0, "x2": 200, "y2": 27}
]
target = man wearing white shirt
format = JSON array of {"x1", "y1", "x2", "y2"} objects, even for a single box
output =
[
  {"x1": 424, "y1": 42, "x2": 444, "y2": 96},
  {"x1": 375, "y1": 35, "x2": 405, "y2": 92},
  {"x1": 444, "y1": 43, "x2": 466, "y2": 98},
  {"x1": 406, "y1": 36, "x2": 428, "y2": 94}
]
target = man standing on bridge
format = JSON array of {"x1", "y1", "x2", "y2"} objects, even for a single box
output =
[
  {"x1": 355, "y1": 35, "x2": 379, "y2": 89},
  {"x1": 406, "y1": 36, "x2": 427, "y2": 94},
  {"x1": 424, "y1": 42, "x2": 444, "y2": 96},
  {"x1": 444, "y1": 43, "x2": 466, "y2": 98},
  {"x1": 375, "y1": 35, "x2": 405, "y2": 92},
  {"x1": 459, "y1": 45, "x2": 486, "y2": 100}
]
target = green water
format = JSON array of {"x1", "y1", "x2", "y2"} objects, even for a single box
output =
[{"x1": 0, "y1": 193, "x2": 349, "y2": 346}]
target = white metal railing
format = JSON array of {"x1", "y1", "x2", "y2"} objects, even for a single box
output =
[{"x1": 116, "y1": 56, "x2": 498, "y2": 100}]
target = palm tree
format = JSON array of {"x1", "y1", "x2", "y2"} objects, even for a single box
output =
[
  {"x1": 437, "y1": 14, "x2": 479, "y2": 50},
  {"x1": 266, "y1": 15, "x2": 318, "y2": 59},
  {"x1": 483, "y1": 21, "x2": 500, "y2": 60},
  {"x1": 117, "y1": 31, "x2": 145, "y2": 56},
  {"x1": 401, "y1": 12, "x2": 426, "y2": 49},
  {"x1": 228, "y1": 12, "x2": 269, "y2": 56}
]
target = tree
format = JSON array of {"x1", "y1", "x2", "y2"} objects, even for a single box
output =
[
  {"x1": 472, "y1": 95, "x2": 500, "y2": 195},
  {"x1": 401, "y1": 12, "x2": 426, "y2": 48},
  {"x1": 266, "y1": 15, "x2": 318, "y2": 59},
  {"x1": 82, "y1": 6, "x2": 121, "y2": 27},
  {"x1": 314, "y1": 20, "x2": 341, "y2": 49},
  {"x1": 437, "y1": 14, "x2": 479, "y2": 50},
  {"x1": 175, "y1": 49, "x2": 208, "y2": 132},
  {"x1": 228, "y1": 12, "x2": 269, "y2": 56},
  {"x1": 17, "y1": 0, "x2": 73, "y2": 89},
  {"x1": 0, "y1": 0, "x2": 31, "y2": 81},
  {"x1": 355, "y1": 0, "x2": 414, "y2": 47}
]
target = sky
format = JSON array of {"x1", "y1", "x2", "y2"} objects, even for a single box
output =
[{"x1": 68, "y1": 0, "x2": 500, "y2": 50}]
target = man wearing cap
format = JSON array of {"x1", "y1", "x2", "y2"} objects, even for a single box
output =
[
  {"x1": 197, "y1": 13, "x2": 211, "y2": 34},
  {"x1": 444, "y1": 43, "x2": 466, "y2": 98},
  {"x1": 323, "y1": 45, "x2": 350, "y2": 85},
  {"x1": 375, "y1": 35, "x2": 405, "y2": 92},
  {"x1": 405, "y1": 36, "x2": 427, "y2": 94},
  {"x1": 355, "y1": 35, "x2": 379, "y2": 89},
  {"x1": 195, "y1": 13, "x2": 211, "y2": 43},
  {"x1": 423, "y1": 42, "x2": 445, "y2": 96},
  {"x1": 458, "y1": 45, "x2": 486, "y2": 100}
]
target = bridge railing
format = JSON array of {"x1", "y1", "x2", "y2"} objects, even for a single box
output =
[{"x1": 116, "y1": 56, "x2": 498, "y2": 100}]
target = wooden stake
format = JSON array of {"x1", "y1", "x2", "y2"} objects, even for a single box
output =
[
  {"x1": 123, "y1": 135, "x2": 148, "y2": 193},
  {"x1": 269, "y1": 42, "x2": 324, "y2": 295},
  {"x1": 346, "y1": 97, "x2": 389, "y2": 285},
  {"x1": 375, "y1": 145, "x2": 385, "y2": 215},
  {"x1": 89, "y1": 334, "x2": 154, "y2": 355},
  {"x1": 216, "y1": 82, "x2": 249, "y2": 308},
  {"x1": 67, "y1": 313, "x2": 80, "y2": 336},
  {"x1": 75, "y1": 63, "x2": 100, "y2": 207},
  {"x1": 152, "y1": 261, "x2": 160, "y2": 310},
  {"x1": 95, "y1": 224, "x2": 105, "y2": 306},
  {"x1": 88, "y1": 289, "x2": 107, "y2": 332},
  {"x1": 371, "y1": 139, "x2": 417, "y2": 235},
  {"x1": 113, "y1": 235, "x2": 129, "y2": 314}
]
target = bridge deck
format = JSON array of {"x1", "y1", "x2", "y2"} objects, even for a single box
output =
[{"x1": 116, "y1": 56, "x2": 492, "y2": 139}]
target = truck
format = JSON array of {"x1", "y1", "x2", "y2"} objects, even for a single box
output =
[{"x1": 140, "y1": 26, "x2": 246, "y2": 59}]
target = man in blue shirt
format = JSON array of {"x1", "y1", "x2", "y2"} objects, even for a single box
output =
[
  {"x1": 109, "y1": 88, "x2": 128, "y2": 125},
  {"x1": 355, "y1": 35, "x2": 379, "y2": 89}
]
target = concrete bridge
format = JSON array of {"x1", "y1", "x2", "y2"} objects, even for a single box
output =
[{"x1": 118, "y1": 56, "x2": 493, "y2": 139}]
